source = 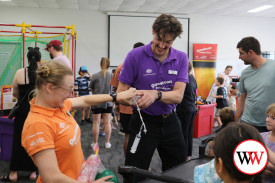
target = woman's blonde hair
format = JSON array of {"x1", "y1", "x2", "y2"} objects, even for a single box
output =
[
  {"x1": 267, "y1": 103, "x2": 275, "y2": 117},
  {"x1": 36, "y1": 61, "x2": 73, "y2": 89},
  {"x1": 100, "y1": 57, "x2": 110, "y2": 78}
]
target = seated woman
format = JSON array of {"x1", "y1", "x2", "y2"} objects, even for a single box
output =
[{"x1": 21, "y1": 61, "x2": 138, "y2": 183}]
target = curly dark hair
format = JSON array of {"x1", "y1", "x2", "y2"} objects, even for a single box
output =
[{"x1": 152, "y1": 14, "x2": 183, "y2": 40}]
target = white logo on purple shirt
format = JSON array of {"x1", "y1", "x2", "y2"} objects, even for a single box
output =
[
  {"x1": 146, "y1": 69, "x2": 152, "y2": 74},
  {"x1": 151, "y1": 80, "x2": 173, "y2": 89},
  {"x1": 143, "y1": 68, "x2": 156, "y2": 76}
]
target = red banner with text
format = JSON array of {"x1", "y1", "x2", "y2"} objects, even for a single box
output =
[{"x1": 193, "y1": 44, "x2": 217, "y2": 100}]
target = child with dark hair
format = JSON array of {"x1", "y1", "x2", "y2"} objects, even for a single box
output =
[
  {"x1": 211, "y1": 76, "x2": 228, "y2": 127},
  {"x1": 216, "y1": 107, "x2": 234, "y2": 132},
  {"x1": 208, "y1": 107, "x2": 234, "y2": 155},
  {"x1": 214, "y1": 123, "x2": 264, "y2": 183},
  {"x1": 195, "y1": 123, "x2": 264, "y2": 183}
]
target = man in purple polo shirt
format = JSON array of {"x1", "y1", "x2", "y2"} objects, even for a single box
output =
[{"x1": 118, "y1": 14, "x2": 189, "y2": 175}]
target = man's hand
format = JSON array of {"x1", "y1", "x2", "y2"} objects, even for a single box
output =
[
  {"x1": 117, "y1": 88, "x2": 138, "y2": 106},
  {"x1": 136, "y1": 90, "x2": 158, "y2": 109}
]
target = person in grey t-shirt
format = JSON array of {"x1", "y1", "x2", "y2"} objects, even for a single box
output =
[
  {"x1": 89, "y1": 57, "x2": 113, "y2": 149},
  {"x1": 235, "y1": 36, "x2": 275, "y2": 132}
]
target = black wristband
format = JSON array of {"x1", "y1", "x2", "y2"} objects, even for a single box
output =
[
  {"x1": 110, "y1": 92, "x2": 117, "y2": 102},
  {"x1": 156, "y1": 91, "x2": 162, "y2": 101}
]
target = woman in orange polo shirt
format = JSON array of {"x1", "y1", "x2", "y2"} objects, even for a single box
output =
[{"x1": 21, "y1": 61, "x2": 137, "y2": 183}]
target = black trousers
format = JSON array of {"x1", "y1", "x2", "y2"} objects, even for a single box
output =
[
  {"x1": 176, "y1": 109, "x2": 196, "y2": 157},
  {"x1": 125, "y1": 110, "x2": 186, "y2": 172}
]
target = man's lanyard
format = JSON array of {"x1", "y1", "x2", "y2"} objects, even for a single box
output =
[{"x1": 130, "y1": 97, "x2": 147, "y2": 154}]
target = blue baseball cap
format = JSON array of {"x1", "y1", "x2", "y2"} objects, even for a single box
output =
[{"x1": 80, "y1": 66, "x2": 87, "y2": 72}]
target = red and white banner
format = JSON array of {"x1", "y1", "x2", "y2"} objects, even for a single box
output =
[{"x1": 193, "y1": 44, "x2": 217, "y2": 100}]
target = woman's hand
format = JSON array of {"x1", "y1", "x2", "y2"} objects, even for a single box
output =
[
  {"x1": 117, "y1": 88, "x2": 138, "y2": 106},
  {"x1": 92, "y1": 176, "x2": 113, "y2": 183}
]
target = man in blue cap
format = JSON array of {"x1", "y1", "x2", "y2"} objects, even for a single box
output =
[{"x1": 75, "y1": 65, "x2": 92, "y2": 124}]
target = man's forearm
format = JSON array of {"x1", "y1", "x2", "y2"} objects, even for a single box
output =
[
  {"x1": 160, "y1": 90, "x2": 184, "y2": 104},
  {"x1": 234, "y1": 93, "x2": 246, "y2": 122},
  {"x1": 159, "y1": 82, "x2": 186, "y2": 104}
]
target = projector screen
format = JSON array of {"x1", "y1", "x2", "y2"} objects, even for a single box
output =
[{"x1": 108, "y1": 15, "x2": 189, "y2": 67}]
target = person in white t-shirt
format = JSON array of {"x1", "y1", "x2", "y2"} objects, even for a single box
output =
[
  {"x1": 206, "y1": 66, "x2": 232, "y2": 103},
  {"x1": 228, "y1": 88, "x2": 238, "y2": 112}
]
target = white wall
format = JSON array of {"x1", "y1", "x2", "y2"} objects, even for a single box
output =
[
  {"x1": 109, "y1": 15, "x2": 189, "y2": 66},
  {"x1": 0, "y1": 6, "x2": 108, "y2": 75},
  {"x1": 1, "y1": 7, "x2": 275, "y2": 76},
  {"x1": 189, "y1": 14, "x2": 275, "y2": 76}
]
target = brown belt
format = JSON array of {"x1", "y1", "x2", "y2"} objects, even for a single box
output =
[{"x1": 137, "y1": 110, "x2": 174, "y2": 119}]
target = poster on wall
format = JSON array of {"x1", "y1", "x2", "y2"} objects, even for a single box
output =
[
  {"x1": 193, "y1": 44, "x2": 217, "y2": 100},
  {"x1": 1, "y1": 85, "x2": 15, "y2": 110}
]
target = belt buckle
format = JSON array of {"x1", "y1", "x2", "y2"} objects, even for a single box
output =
[{"x1": 162, "y1": 114, "x2": 168, "y2": 118}]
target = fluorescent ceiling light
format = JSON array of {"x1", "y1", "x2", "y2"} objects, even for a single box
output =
[
  {"x1": 0, "y1": 0, "x2": 12, "y2": 1},
  {"x1": 248, "y1": 5, "x2": 273, "y2": 13}
]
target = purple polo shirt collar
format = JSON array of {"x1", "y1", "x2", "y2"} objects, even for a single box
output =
[{"x1": 145, "y1": 41, "x2": 177, "y2": 63}]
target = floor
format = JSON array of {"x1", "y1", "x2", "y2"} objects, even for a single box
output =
[{"x1": 0, "y1": 111, "x2": 215, "y2": 183}]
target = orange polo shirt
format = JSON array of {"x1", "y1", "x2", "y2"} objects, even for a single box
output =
[
  {"x1": 110, "y1": 63, "x2": 133, "y2": 114},
  {"x1": 22, "y1": 98, "x2": 84, "y2": 183}
]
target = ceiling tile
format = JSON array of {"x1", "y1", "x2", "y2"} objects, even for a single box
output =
[
  {"x1": 156, "y1": 0, "x2": 190, "y2": 13},
  {"x1": 34, "y1": 0, "x2": 57, "y2": 3},
  {"x1": 196, "y1": 1, "x2": 234, "y2": 15},
  {"x1": 0, "y1": 0, "x2": 274, "y2": 18},
  {"x1": 0, "y1": 1, "x2": 17, "y2": 6},
  {"x1": 137, "y1": 6, "x2": 159, "y2": 13},
  {"x1": 14, "y1": 1, "x2": 39, "y2": 7},
  {"x1": 90, "y1": 0, "x2": 100, "y2": 4},
  {"x1": 120, "y1": 0, "x2": 145, "y2": 7},
  {"x1": 100, "y1": 5, "x2": 120, "y2": 11},
  {"x1": 79, "y1": 3, "x2": 99, "y2": 10},
  {"x1": 174, "y1": 0, "x2": 211, "y2": 14},
  {"x1": 100, "y1": 0, "x2": 123, "y2": 6},
  {"x1": 59, "y1": 3, "x2": 79, "y2": 9},
  {"x1": 37, "y1": 2, "x2": 59, "y2": 8},
  {"x1": 79, "y1": 0, "x2": 89, "y2": 4},
  {"x1": 118, "y1": 4, "x2": 139, "y2": 12},
  {"x1": 57, "y1": 0, "x2": 78, "y2": 3},
  {"x1": 13, "y1": 0, "x2": 35, "y2": 2}
]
